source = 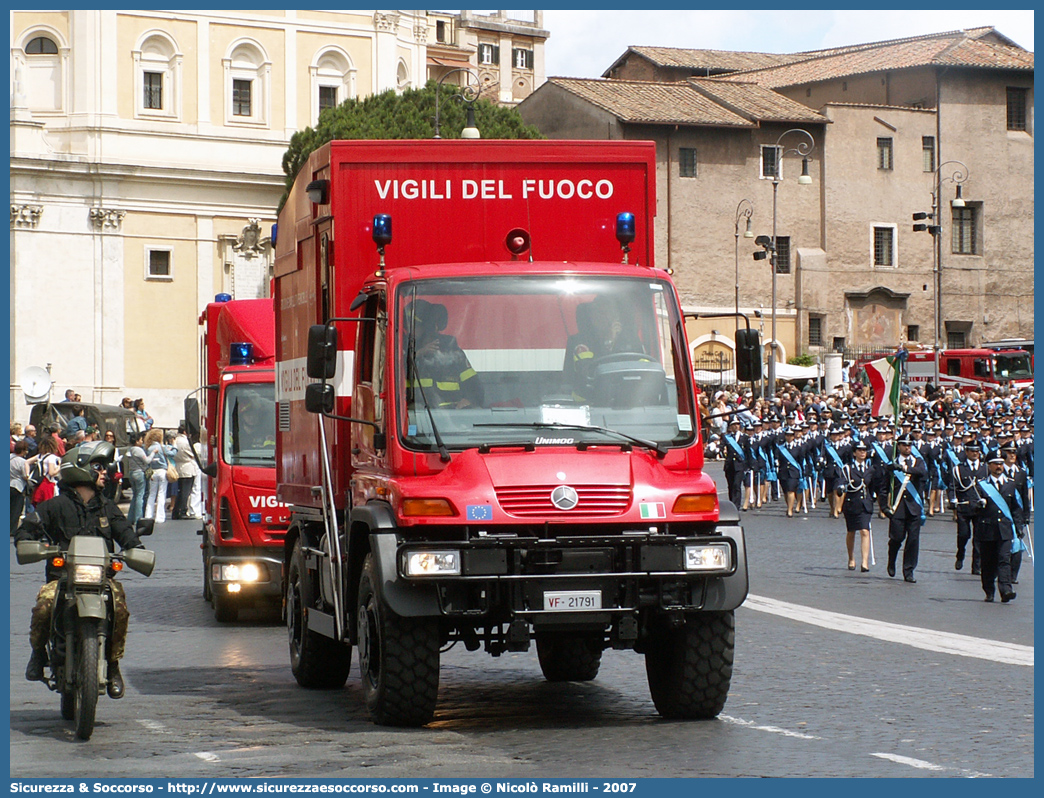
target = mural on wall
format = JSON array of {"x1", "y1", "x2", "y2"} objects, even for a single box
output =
[{"x1": 845, "y1": 287, "x2": 908, "y2": 348}]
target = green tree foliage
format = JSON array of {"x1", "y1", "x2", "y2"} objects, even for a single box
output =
[
  {"x1": 279, "y1": 81, "x2": 544, "y2": 210},
  {"x1": 787, "y1": 353, "x2": 816, "y2": 367}
]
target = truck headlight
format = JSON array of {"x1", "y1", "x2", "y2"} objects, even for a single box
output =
[
  {"x1": 684, "y1": 543, "x2": 731, "y2": 572},
  {"x1": 213, "y1": 563, "x2": 264, "y2": 583},
  {"x1": 73, "y1": 564, "x2": 104, "y2": 584},
  {"x1": 405, "y1": 551, "x2": 461, "y2": 576}
]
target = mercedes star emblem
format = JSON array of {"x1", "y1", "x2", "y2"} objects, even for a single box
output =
[{"x1": 550, "y1": 485, "x2": 579, "y2": 511}]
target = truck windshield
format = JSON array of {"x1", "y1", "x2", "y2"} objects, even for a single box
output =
[
  {"x1": 223, "y1": 384, "x2": 276, "y2": 467},
  {"x1": 397, "y1": 276, "x2": 697, "y2": 452},
  {"x1": 994, "y1": 353, "x2": 1033, "y2": 380}
]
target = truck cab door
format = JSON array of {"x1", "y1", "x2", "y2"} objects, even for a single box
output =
[{"x1": 351, "y1": 292, "x2": 387, "y2": 469}]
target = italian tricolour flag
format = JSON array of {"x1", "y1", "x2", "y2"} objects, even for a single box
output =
[{"x1": 866, "y1": 355, "x2": 902, "y2": 417}]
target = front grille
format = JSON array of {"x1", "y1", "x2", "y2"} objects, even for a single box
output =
[{"x1": 496, "y1": 484, "x2": 631, "y2": 517}]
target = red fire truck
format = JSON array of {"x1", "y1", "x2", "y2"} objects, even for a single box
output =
[
  {"x1": 191, "y1": 295, "x2": 288, "y2": 622},
  {"x1": 273, "y1": 140, "x2": 747, "y2": 726},
  {"x1": 902, "y1": 348, "x2": 1033, "y2": 393}
]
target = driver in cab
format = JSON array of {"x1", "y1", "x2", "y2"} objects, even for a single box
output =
[
  {"x1": 566, "y1": 295, "x2": 647, "y2": 400},
  {"x1": 405, "y1": 299, "x2": 483, "y2": 409},
  {"x1": 231, "y1": 392, "x2": 275, "y2": 452}
]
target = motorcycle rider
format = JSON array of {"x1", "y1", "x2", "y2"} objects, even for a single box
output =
[{"x1": 15, "y1": 441, "x2": 142, "y2": 699}]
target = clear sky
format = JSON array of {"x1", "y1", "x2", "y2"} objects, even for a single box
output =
[{"x1": 539, "y1": 9, "x2": 1035, "y2": 78}]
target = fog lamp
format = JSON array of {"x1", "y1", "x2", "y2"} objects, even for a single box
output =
[
  {"x1": 405, "y1": 551, "x2": 461, "y2": 576},
  {"x1": 684, "y1": 544, "x2": 731, "y2": 572}
]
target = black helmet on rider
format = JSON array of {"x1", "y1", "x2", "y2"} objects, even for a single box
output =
[{"x1": 59, "y1": 441, "x2": 116, "y2": 486}]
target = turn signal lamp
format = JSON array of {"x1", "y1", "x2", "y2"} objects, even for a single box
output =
[
  {"x1": 229, "y1": 342, "x2": 254, "y2": 365},
  {"x1": 402, "y1": 498, "x2": 455, "y2": 517},
  {"x1": 111, "y1": 561, "x2": 124, "y2": 573},
  {"x1": 672, "y1": 494, "x2": 718, "y2": 514},
  {"x1": 51, "y1": 556, "x2": 65, "y2": 569}
]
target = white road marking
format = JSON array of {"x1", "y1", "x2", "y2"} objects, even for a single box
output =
[
  {"x1": 743, "y1": 594, "x2": 1034, "y2": 667},
  {"x1": 136, "y1": 719, "x2": 169, "y2": 733},
  {"x1": 719, "y1": 714, "x2": 821, "y2": 740},
  {"x1": 195, "y1": 752, "x2": 220, "y2": 762},
  {"x1": 871, "y1": 753, "x2": 945, "y2": 771}
]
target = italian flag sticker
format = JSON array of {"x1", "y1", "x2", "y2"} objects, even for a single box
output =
[{"x1": 639, "y1": 502, "x2": 666, "y2": 519}]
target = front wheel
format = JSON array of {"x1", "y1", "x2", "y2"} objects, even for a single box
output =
[
  {"x1": 60, "y1": 689, "x2": 75, "y2": 721},
  {"x1": 213, "y1": 590, "x2": 239, "y2": 623},
  {"x1": 74, "y1": 620, "x2": 102, "y2": 740},
  {"x1": 357, "y1": 553, "x2": 440, "y2": 726},
  {"x1": 535, "y1": 632, "x2": 603, "y2": 682},
  {"x1": 287, "y1": 539, "x2": 351, "y2": 689},
  {"x1": 645, "y1": 611, "x2": 735, "y2": 720}
]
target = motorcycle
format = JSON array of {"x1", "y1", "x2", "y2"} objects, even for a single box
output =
[{"x1": 16, "y1": 519, "x2": 155, "y2": 741}]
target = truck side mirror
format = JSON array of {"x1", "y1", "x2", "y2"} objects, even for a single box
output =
[
  {"x1": 735, "y1": 328, "x2": 762, "y2": 382},
  {"x1": 307, "y1": 324, "x2": 338, "y2": 379},
  {"x1": 184, "y1": 397, "x2": 201, "y2": 441},
  {"x1": 305, "y1": 382, "x2": 335, "y2": 415}
]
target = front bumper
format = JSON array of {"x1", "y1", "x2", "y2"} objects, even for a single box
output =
[
  {"x1": 209, "y1": 553, "x2": 284, "y2": 599},
  {"x1": 375, "y1": 524, "x2": 748, "y2": 620}
]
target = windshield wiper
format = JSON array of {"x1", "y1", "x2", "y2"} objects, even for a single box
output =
[
  {"x1": 474, "y1": 422, "x2": 668, "y2": 458},
  {"x1": 406, "y1": 291, "x2": 450, "y2": 463}
]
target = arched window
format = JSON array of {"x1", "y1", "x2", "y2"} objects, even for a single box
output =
[
  {"x1": 396, "y1": 60, "x2": 410, "y2": 93},
  {"x1": 309, "y1": 47, "x2": 356, "y2": 125},
  {"x1": 26, "y1": 36, "x2": 58, "y2": 55},
  {"x1": 133, "y1": 31, "x2": 182, "y2": 120},
  {"x1": 19, "y1": 30, "x2": 67, "y2": 113},
  {"x1": 224, "y1": 40, "x2": 271, "y2": 127}
]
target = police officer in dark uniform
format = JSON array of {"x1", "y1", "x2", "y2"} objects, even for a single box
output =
[
  {"x1": 839, "y1": 440, "x2": 876, "y2": 571},
  {"x1": 975, "y1": 453, "x2": 1018, "y2": 602},
  {"x1": 722, "y1": 417, "x2": 748, "y2": 510},
  {"x1": 776, "y1": 426, "x2": 804, "y2": 518},
  {"x1": 952, "y1": 440, "x2": 987, "y2": 573},
  {"x1": 1001, "y1": 443, "x2": 1031, "y2": 584},
  {"x1": 822, "y1": 425, "x2": 850, "y2": 519},
  {"x1": 881, "y1": 434, "x2": 928, "y2": 583}
]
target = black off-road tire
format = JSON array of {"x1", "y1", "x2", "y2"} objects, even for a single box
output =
[
  {"x1": 287, "y1": 539, "x2": 351, "y2": 689},
  {"x1": 644, "y1": 611, "x2": 735, "y2": 720},
  {"x1": 357, "y1": 553, "x2": 440, "y2": 726},
  {"x1": 213, "y1": 590, "x2": 239, "y2": 623},
  {"x1": 535, "y1": 632, "x2": 603, "y2": 682},
  {"x1": 74, "y1": 620, "x2": 101, "y2": 740},
  {"x1": 202, "y1": 543, "x2": 212, "y2": 602},
  {"x1": 60, "y1": 688, "x2": 75, "y2": 720}
]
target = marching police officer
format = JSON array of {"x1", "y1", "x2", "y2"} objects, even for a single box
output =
[
  {"x1": 881, "y1": 434, "x2": 928, "y2": 583},
  {"x1": 975, "y1": 454, "x2": 1018, "y2": 603}
]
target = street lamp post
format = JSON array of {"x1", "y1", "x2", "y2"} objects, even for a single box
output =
[
  {"x1": 767, "y1": 129, "x2": 815, "y2": 399},
  {"x1": 734, "y1": 199, "x2": 754, "y2": 326},
  {"x1": 913, "y1": 160, "x2": 969, "y2": 389},
  {"x1": 434, "y1": 67, "x2": 482, "y2": 139}
]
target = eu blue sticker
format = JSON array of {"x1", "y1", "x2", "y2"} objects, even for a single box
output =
[
  {"x1": 466, "y1": 505, "x2": 492, "y2": 521},
  {"x1": 408, "y1": 425, "x2": 417, "y2": 435}
]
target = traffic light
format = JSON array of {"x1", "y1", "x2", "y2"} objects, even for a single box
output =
[{"x1": 735, "y1": 328, "x2": 762, "y2": 382}]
